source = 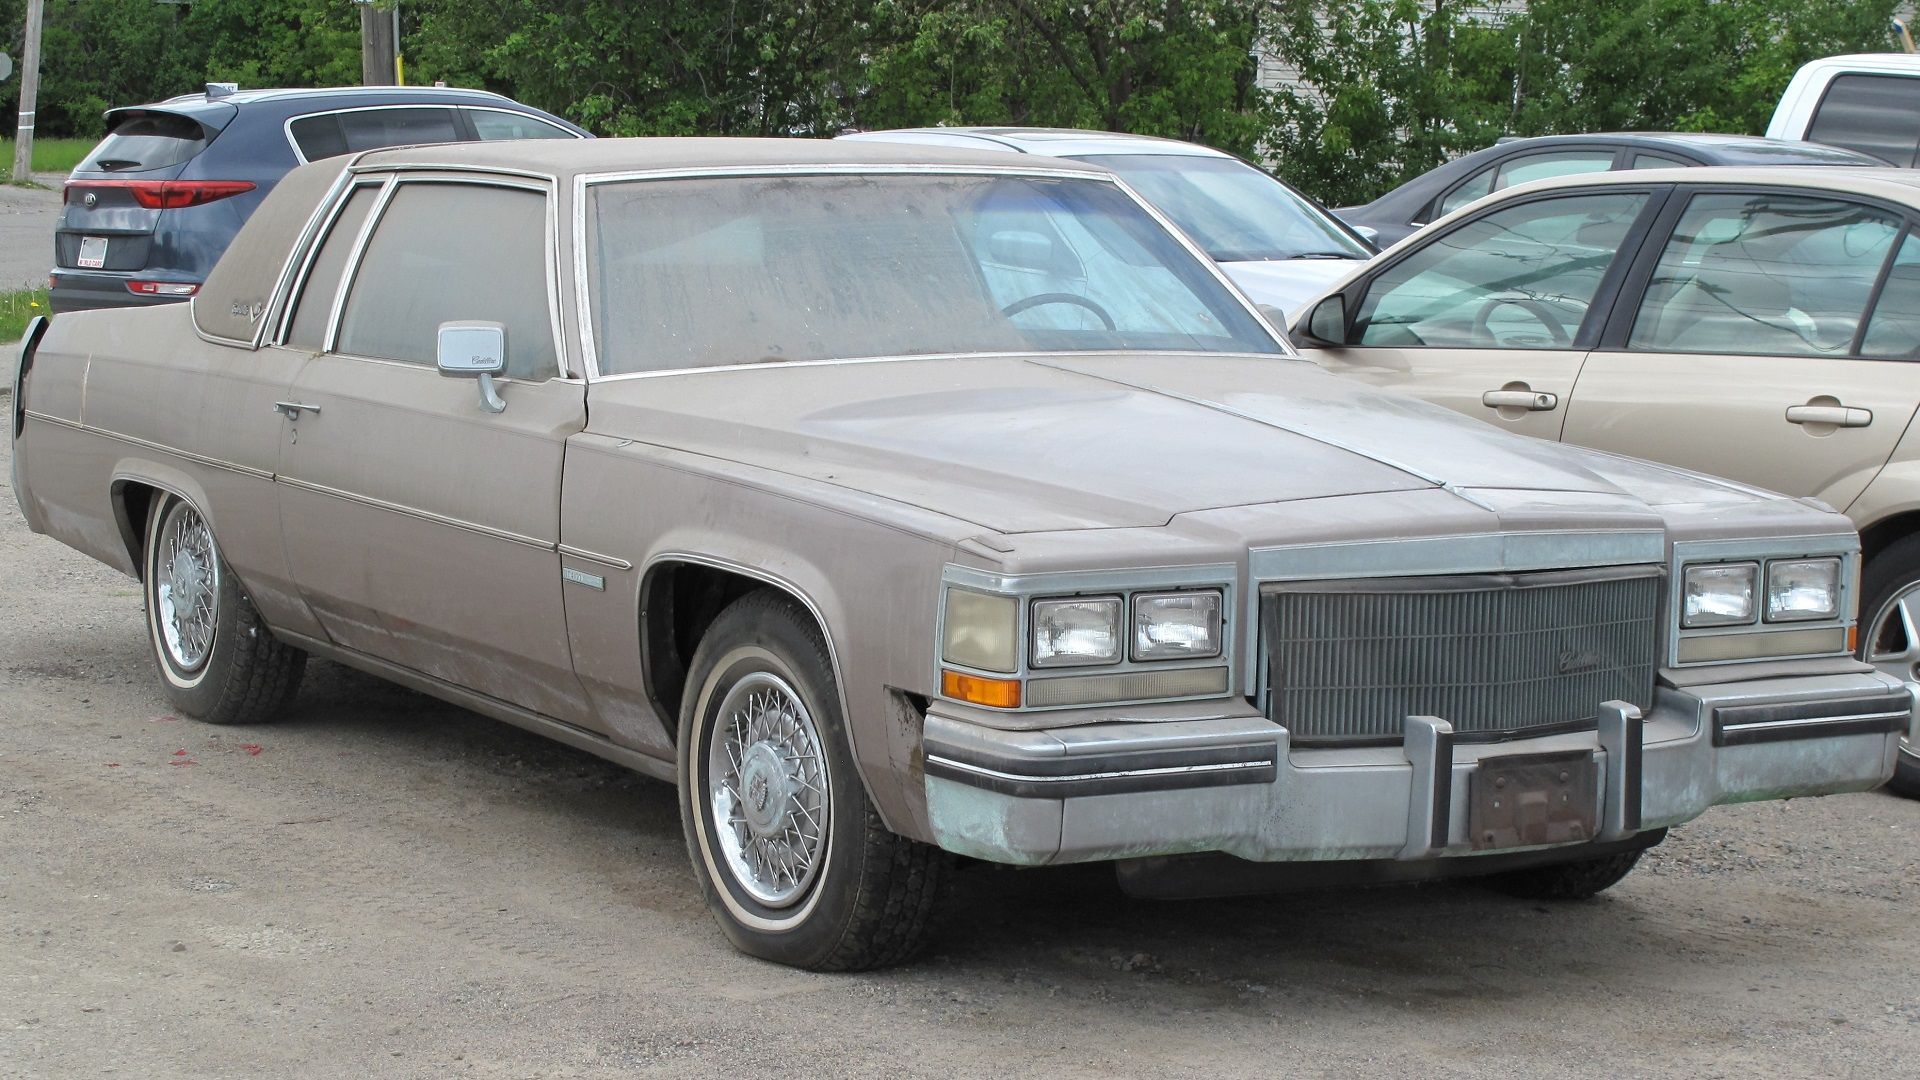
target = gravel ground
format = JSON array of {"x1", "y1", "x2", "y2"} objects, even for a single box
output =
[
  {"x1": 3, "y1": 433, "x2": 1919, "y2": 1079},
  {"x1": 0, "y1": 175, "x2": 62, "y2": 292}
]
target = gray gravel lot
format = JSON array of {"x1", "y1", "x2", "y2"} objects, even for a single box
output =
[
  {"x1": 0, "y1": 176, "x2": 62, "y2": 292},
  {"x1": 3, "y1": 432, "x2": 1919, "y2": 1079}
]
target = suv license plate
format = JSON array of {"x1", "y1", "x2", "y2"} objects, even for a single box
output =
[
  {"x1": 77, "y1": 236, "x2": 108, "y2": 269},
  {"x1": 1468, "y1": 749, "x2": 1597, "y2": 851}
]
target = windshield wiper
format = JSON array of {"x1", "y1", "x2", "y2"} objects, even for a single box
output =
[
  {"x1": 92, "y1": 159, "x2": 143, "y2": 171},
  {"x1": 1285, "y1": 251, "x2": 1368, "y2": 260}
]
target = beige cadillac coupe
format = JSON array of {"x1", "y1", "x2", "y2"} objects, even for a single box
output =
[{"x1": 9, "y1": 140, "x2": 1911, "y2": 970}]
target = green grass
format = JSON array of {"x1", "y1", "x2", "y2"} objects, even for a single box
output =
[
  {"x1": 0, "y1": 137, "x2": 96, "y2": 182},
  {"x1": 1, "y1": 288, "x2": 50, "y2": 345}
]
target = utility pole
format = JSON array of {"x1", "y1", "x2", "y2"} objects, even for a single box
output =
[
  {"x1": 10, "y1": 0, "x2": 44, "y2": 183},
  {"x1": 358, "y1": 1, "x2": 398, "y2": 86}
]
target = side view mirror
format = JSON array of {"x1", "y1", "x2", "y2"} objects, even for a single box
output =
[
  {"x1": 437, "y1": 321, "x2": 507, "y2": 413},
  {"x1": 1304, "y1": 294, "x2": 1350, "y2": 346},
  {"x1": 1352, "y1": 224, "x2": 1381, "y2": 247}
]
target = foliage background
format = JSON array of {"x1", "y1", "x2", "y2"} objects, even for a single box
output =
[{"x1": 0, "y1": 0, "x2": 1904, "y2": 204}]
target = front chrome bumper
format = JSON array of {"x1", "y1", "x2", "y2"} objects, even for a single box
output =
[{"x1": 922, "y1": 670, "x2": 1911, "y2": 867}]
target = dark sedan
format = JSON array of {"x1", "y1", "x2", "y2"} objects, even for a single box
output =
[
  {"x1": 1336, "y1": 132, "x2": 1881, "y2": 247},
  {"x1": 50, "y1": 84, "x2": 589, "y2": 314}
]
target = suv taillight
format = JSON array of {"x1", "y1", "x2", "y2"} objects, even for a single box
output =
[{"x1": 65, "y1": 180, "x2": 255, "y2": 210}]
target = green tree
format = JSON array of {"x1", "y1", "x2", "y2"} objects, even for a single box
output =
[{"x1": 0, "y1": 0, "x2": 204, "y2": 139}]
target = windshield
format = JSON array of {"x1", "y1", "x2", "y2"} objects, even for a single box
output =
[
  {"x1": 1074, "y1": 154, "x2": 1369, "y2": 263},
  {"x1": 585, "y1": 172, "x2": 1282, "y2": 375}
]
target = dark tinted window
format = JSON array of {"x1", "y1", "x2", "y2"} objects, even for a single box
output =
[
  {"x1": 287, "y1": 185, "x2": 380, "y2": 349},
  {"x1": 1629, "y1": 153, "x2": 1691, "y2": 169},
  {"x1": 288, "y1": 114, "x2": 348, "y2": 161},
  {"x1": 78, "y1": 113, "x2": 207, "y2": 172},
  {"x1": 467, "y1": 109, "x2": 573, "y2": 141},
  {"x1": 1808, "y1": 74, "x2": 1920, "y2": 168},
  {"x1": 290, "y1": 107, "x2": 462, "y2": 162},
  {"x1": 337, "y1": 183, "x2": 557, "y2": 380},
  {"x1": 1434, "y1": 151, "x2": 1616, "y2": 219}
]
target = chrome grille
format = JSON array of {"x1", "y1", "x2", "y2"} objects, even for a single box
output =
[{"x1": 1262, "y1": 566, "x2": 1661, "y2": 744}]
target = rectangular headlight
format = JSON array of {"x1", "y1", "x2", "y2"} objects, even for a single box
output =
[
  {"x1": 1131, "y1": 590, "x2": 1223, "y2": 661},
  {"x1": 942, "y1": 588, "x2": 1019, "y2": 673},
  {"x1": 1683, "y1": 562, "x2": 1757, "y2": 627},
  {"x1": 1032, "y1": 596, "x2": 1122, "y2": 667},
  {"x1": 1766, "y1": 558, "x2": 1841, "y2": 622}
]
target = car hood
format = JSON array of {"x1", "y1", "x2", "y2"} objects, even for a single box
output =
[
  {"x1": 583, "y1": 352, "x2": 1768, "y2": 535},
  {"x1": 1219, "y1": 259, "x2": 1367, "y2": 319}
]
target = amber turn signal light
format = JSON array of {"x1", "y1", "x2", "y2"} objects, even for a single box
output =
[
  {"x1": 941, "y1": 669, "x2": 1021, "y2": 709},
  {"x1": 1848, "y1": 624, "x2": 1858, "y2": 653}
]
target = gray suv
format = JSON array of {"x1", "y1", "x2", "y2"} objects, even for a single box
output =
[{"x1": 50, "y1": 84, "x2": 588, "y2": 313}]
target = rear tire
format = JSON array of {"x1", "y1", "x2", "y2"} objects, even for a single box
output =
[
  {"x1": 1859, "y1": 536, "x2": 1920, "y2": 798},
  {"x1": 1481, "y1": 848, "x2": 1647, "y2": 901},
  {"x1": 142, "y1": 494, "x2": 305, "y2": 725},
  {"x1": 678, "y1": 590, "x2": 948, "y2": 970}
]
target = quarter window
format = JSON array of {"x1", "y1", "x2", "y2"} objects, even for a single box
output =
[
  {"x1": 467, "y1": 109, "x2": 573, "y2": 141},
  {"x1": 1627, "y1": 194, "x2": 1901, "y2": 357},
  {"x1": 1807, "y1": 74, "x2": 1920, "y2": 168},
  {"x1": 1628, "y1": 153, "x2": 1691, "y2": 170},
  {"x1": 1861, "y1": 232, "x2": 1920, "y2": 360},
  {"x1": 336, "y1": 183, "x2": 557, "y2": 380},
  {"x1": 1355, "y1": 192, "x2": 1649, "y2": 349},
  {"x1": 286, "y1": 185, "x2": 379, "y2": 350}
]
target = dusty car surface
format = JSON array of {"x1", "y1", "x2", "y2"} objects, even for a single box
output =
[
  {"x1": 9, "y1": 139, "x2": 1912, "y2": 970},
  {"x1": 1289, "y1": 166, "x2": 1920, "y2": 795}
]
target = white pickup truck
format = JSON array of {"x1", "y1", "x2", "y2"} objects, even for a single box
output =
[{"x1": 1767, "y1": 52, "x2": 1920, "y2": 168}]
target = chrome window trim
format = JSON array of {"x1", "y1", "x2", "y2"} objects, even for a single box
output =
[
  {"x1": 190, "y1": 160, "x2": 357, "y2": 351},
  {"x1": 272, "y1": 177, "x2": 386, "y2": 345},
  {"x1": 938, "y1": 562, "x2": 1237, "y2": 711},
  {"x1": 1668, "y1": 535, "x2": 1859, "y2": 666},
  {"x1": 325, "y1": 174, "x2": 567, "y2": 380},
  {"x1": 582, "y1": 348, "x2": 1293, "y2": 384},
  {"x1": 571, "y1": 163, "x2": 1296, "y2": 383}
]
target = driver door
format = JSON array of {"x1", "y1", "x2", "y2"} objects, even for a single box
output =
[{"x1": 1307, "y1": 188, "x2": 1661, "y2": 442}]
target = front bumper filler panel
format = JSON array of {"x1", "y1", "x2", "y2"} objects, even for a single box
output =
[{"x1": 922, "y1": 671, "x2": 1906, "y2": 867}]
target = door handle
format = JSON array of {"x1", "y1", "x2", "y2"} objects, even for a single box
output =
[
  {"x1": 1481, "y1": 389, "x2": 1558, "y2": 411},
  {"x1": 272, "y1": 401, "x2": 320, "y2": 420},
  {"x1": 1785, "y1": 405, "x2": 1870, "y2": 428}
]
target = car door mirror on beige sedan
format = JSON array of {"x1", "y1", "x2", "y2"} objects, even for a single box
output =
[
  {"x1": 1302, "y1": 293, "x2": 1350, "y2": 346},
  {"x1": 437, "y1": 321, "x2": 508, "y2": 413}
]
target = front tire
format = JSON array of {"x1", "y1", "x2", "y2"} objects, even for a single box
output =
[
  {"x1": 1860, "y1": 536, "x2": 1920, "y2": 797},
  {"x1": 142, "y1": 494, "x2": 305, "y2": 725},
  {"x1": 678, "y1": 590, "x2": 948, "y2": 970}
]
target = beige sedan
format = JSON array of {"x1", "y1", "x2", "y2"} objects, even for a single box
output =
[{"x1": 1291, "y1": 166, "x2": 1920, "y2": 793}]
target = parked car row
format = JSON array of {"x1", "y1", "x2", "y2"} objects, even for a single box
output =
[
  {"x1": 13, "y1": 136, "x2": 1913, "y2": 971},
  {"x1": 14, "y1": 53, "x2": 1920, "y2": 969}
]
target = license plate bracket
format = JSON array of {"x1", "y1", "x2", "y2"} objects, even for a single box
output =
[
  {"x1": 77, "y1": 236, "x2": 108, "y2": 269},
  {"x1": 1468, "y1": 749, "x2": 1596, "y2": 851}
]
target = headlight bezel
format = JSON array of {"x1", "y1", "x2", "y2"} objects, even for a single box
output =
[
  {"x1": 1671, "y1": 541, "x2": 1856, "y2": 667},
  {"x1": 1131, "y1": 590, "x2": 1225, "y2": 661},
  {"x1": 937, "y1": 565, "x2": 1237, "y2": 711}
]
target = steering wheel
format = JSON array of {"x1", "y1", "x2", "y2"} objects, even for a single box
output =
[
  {"x1": 1471, "y1": 296, "x2": 1572, "y2": 347},
  {"x1": 1001, "y1": 292, "x2": 1118, "y2": 331}
]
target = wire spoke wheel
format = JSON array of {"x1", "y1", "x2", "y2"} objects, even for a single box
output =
[
  {"x1": 706, "y1": 671, "x2": 830, "y2": 908},
  {"x1": 154, "y1": 502, "x2": 220, "y2": 673}
]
